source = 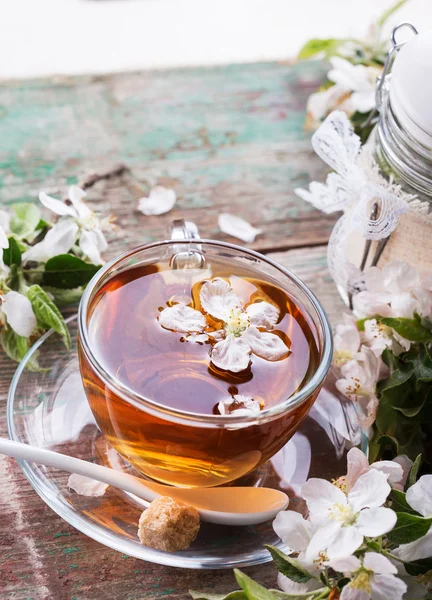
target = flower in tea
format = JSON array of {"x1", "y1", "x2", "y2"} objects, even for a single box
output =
[
  {"x1": 217, "y1": 395, "x2": 262, "y2": 416},
  {"x1": 24, "y1": 186, "x2": 112, "y2": 265},
  {"x1": 158, "y1": 277, "x2": 290, "y2": 372}
]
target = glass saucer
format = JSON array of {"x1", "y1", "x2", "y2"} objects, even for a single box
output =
[{"x1": 7, "y1": 316, "x2": 363, "y2": 570}]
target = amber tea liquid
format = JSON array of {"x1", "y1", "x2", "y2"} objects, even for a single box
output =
[{"x1": 79, "y1": 259, "x2": 321, "y2": 487}]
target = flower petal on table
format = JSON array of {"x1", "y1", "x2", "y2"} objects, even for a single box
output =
[
  {"x1": 2, "y1": 291, "x2": 37, "y2": 338},
  {"x1": 243, "y1": 326, "x2": 289, "y2": 361},
  {"x1": 200, "y1": 278, "x2": 241, "y2": 321},
  {"x1": 211, "y1": 334, "x2": 251, "y2": 372},
  {"x1": 39, "y1": 191, "x2": 76, "y2": 217},
  {"x1": 137, "y1": 186, "x2": 177, "y2": 216},
  {"x1": 246, "y1": 301, "x2": 279, "y2": 329},
  {"x1": 158, "y1": 303, "x2": 206, "y2": 333},
  {"x1": 218, "y1": 213, "x2": 262, "y2": 243},
  {"x1": 68, "y1": 473, "x2": 108, "y2": 497}
]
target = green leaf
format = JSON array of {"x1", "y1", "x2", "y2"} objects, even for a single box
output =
[
  {"x1": 407, "y1": 346, "x2": 432, "y2": 382},
  {"x1": 189, "y1": 592, "x2": 247, "y2": 600},
  {"x1": 377, "y1": 361, "x2": 413, "y2": 393},
  {"x1": 0, "y1": 328, "x2": 42, "y2": 371},
  {"x1": 380, "y1": 317, "x2": 432, "y2": 343},
  {"x1": 298, "y1": 38, "x2": 340, "y2": 59},
  {"x1": 390, "y1": 489, "x2": 420, "y2": 515},
  {"x1": 9, "y1": 203, "x2": 41, "y2": 239},
  {"x1": 27, "y1": 285, "x2": 71, "y2": 349},
  {"x1": 234, "y1": 571, "x2": 276, "y2": 600},
  {"x1": 403, "y1": 557, "x2": 432, "y2": 577},
  {"x1": 42, "y1": 286, "x2": 84, "y2": 307},
  {"x1": 233, "y1": 573, "x2": 324, "y2": 600},
  {"x1": 408, "y1": 454, "x2": 423, "y2": 488},
  {"x1": 377, "y1": 0, "x2": 408, "y2": 27},
  {"x1": 265, "y1": 545, "x2": 312, "y2": 583},
  {"x1": 3, "y1": 237, "x2": 22, "y2": 267},
  {"x1": 387, "y1": 512, "x2": 432, "y2": 544},
  {"x1": 42, "y1": 255, "x2": 100, "y2": 289}
]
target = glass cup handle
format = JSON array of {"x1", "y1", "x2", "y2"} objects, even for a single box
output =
[{"x1": 169, "y1": 219, "x2": 206, "y2": 269}]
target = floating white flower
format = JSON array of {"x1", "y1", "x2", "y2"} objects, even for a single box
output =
[
  {"x1": 217, "y1": 395, "x2": 261, "y2": 416},
  {"x1": 0, "y1": 290, "x2": 37, "y2": 337},
  {"x1": 218, "y1": 213, "x2": 262, "y2": 244},
  {"x1": 336, "y1": 345, "x2": 382, "y2": 428},
  {"x1": 327, "y1": 552, "x2": 407, "y2": 600},
  {"x1": 302, "y1": 469, "x2": 396, "y2": 559},
  {"x1": 137, "y1": 186, "x2": 177, "y2": 216},
  {"x1": 23, "y1": 186, "x2": 111, "y2": 265},
  {"x1": 394, "y1": 475, "x2": 432, "y2": 563},
  {"x1": 158, "y1": 278, "x2": 289, "y2": 373}
]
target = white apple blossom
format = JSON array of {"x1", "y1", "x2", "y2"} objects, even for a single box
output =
[
  {"x1": 158, "y1": 278, "x2": 289, "y2": 373},
  {"x1": 394, "y1": 475, "x2": 432, "y2": 563},
  {"x1": 302, "y1": 469, "x2": 396, "y2": 559},
  {"x1": 354, "y1": 261, "x2": 432, "y2": 321},
  {"x1": 217, "y1": 395, "x2": 261, "y2": 416},
  {"x1": 333, "y1": 314, "x2": 361, "y2": 367},
  {"x1": 23, "y1": 186, "x2": 112, "y2": 265},
  {"x1": 273, "y1": 510, "x2": 324, "y2": 594},
  {"x1": 306, "y1": 83, "x2": 351, "y2": 124},
  {"x1": 327, "y1": 552, "x2": 407, "y2": 600},
  {"x1": 327, "y1": 57, "x2": 381, "y2": 114},
  {"x1": 0, "y1": 290, "x2": 37, "y2": 337},
  {"x1": 362, "y1": 318, "x2": 392, "y2": 355},
  {"x1": 337, "y1": 447, "x2": 407, "y2": 493},
  {"x1": 336, "y1": 345, "x2": 382, "y2": 428}
]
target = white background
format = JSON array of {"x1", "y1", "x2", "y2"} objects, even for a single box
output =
[{"x1": 1, "y1": 0, "x2": 430, "y2": 79}]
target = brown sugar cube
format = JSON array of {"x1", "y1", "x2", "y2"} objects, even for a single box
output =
[{"x1": 138, "y1": 496, "x2": 200, "y2": 552}]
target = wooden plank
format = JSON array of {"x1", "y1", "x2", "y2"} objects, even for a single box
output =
[{"x1": 0, "y1": 62, "x2": 335, "y2": 254}]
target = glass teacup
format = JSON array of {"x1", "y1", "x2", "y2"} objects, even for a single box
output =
[{"x1": 78, "y1": 221, "x2": 333, "y2": 488}]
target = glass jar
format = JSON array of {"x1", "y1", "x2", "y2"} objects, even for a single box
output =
[{"x1": 330, "y1": 24, "x2": 432, "y2": 307}]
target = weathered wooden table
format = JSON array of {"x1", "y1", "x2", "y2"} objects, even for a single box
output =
[{"x1": 0, "y1": 61, "x2": 346, "y2": 599}]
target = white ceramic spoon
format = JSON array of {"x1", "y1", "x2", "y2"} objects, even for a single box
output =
[{"x1": 0, "y1": 438, "x2": 288, "y2": 526}]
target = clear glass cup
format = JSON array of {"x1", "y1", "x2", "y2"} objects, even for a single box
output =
[{"x1": 78, "y1": 221, "x2": 333, "y2": 488}]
